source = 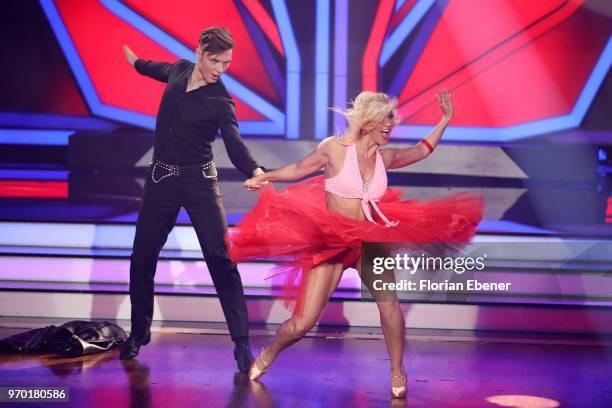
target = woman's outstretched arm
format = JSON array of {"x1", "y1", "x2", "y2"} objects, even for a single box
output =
[
  {"x1": 381, "y1": 89, "x2": 453, "y2": 169},
  {"x1": 244, "y1": 138, "x2": 332, "y2": 190}
]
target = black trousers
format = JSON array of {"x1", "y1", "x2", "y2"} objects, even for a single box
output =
[{"x1": 128, "y1": 166, "x2": 249, "y2": 342}]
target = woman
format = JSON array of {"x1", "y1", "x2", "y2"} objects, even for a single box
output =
[{"x1": 227, "y1": 90, "x2": 483, "y2": 397}]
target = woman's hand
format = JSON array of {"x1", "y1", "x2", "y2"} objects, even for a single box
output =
[
  {"x1": 436, "y1": 88, "x2": 453, "y2": 120},
  {"x1": 244, "y1": 175, "x2": 268, "y2": 191}
]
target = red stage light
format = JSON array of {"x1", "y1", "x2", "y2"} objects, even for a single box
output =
[{"x1": 0, "y1": 181, "x2": 68, "y2": 199}]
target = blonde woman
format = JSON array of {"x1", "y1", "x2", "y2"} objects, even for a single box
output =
[{"x1": 227, "y1": 90, "x2": 482, "y2": 397}]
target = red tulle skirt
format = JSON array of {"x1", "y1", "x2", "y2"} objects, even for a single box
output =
[{"x1": 226, "y1": 175, "x2": 483, "y2": 314}]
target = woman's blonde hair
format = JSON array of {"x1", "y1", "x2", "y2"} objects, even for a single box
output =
[{"x1": 332, "y1": 91, "x2": 399, "y2": 143}]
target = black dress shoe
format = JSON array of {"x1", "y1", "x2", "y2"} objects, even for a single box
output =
[
  {"x1": 119, "y1": 334, "x2": 151, "y2": 360},
  {"x1": 234, "y1": 342, "x2": 254, "y2": 373}
]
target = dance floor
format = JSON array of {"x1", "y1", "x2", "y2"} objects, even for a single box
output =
[{"x1": 1, "y1": 325, "x2": 611, "y2": 407}]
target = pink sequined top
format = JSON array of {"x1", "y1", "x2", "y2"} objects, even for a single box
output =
[{"x1": 324, "y1": 144, "x2": 398, "y2": 227}]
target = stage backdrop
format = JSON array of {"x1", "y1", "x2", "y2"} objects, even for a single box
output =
[{"x1": 0, "y1": 0, "x2": 610, "y2": 143}]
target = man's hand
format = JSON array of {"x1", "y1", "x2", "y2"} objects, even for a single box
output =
[
  {"x1": 122, "y1": 45, "x2": 138, "y2": 66},
  {"x1": 252, "y1": 167, "x2": 265, "y2": 177}
]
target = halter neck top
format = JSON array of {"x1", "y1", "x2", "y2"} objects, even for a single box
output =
[{"x1": 324, "y1": 144, "x2": 398, "y2": 227}]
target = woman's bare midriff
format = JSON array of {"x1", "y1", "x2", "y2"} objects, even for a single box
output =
[{"x1": 325, "y1": 192, "x2": 367, "y2": 222}]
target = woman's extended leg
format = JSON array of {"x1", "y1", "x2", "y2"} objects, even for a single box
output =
[
  {"x1": 250, "y1": 262, "x2": 343, "y2": 379},
  {"x1": 376, "y1": 298, "x2": 405, "y2": 374},
  {"x1": 376, "y1": 297, "x2": 407, "y2": 397},
  {"x1": 358, "y1": 255, "x2": 407, "y2": 397}
]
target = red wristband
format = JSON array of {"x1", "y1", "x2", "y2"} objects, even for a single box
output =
[{"x1": 420, "y1": 139, "x2": 434, "y2": 154}]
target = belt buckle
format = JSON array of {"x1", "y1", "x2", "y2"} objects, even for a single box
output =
[
  {"x1": 201, "y1": 161, "x2": 217, "y2": 179},
  {"x1": 151, "y1": 160, "x2": 180, "y2": 183}
]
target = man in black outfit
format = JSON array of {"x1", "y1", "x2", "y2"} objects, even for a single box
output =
[{"x1": 119, "y1": 27, "x2": 264, "y2": 372}]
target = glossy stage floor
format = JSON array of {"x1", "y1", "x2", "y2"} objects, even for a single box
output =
[{"x1": 1, "y1": 321, "x2": 612, "y2": 408}]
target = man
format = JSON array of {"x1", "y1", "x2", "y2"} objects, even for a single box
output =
[{"x1": 119, "y1": 27, "x2": 263, "y2": 372}]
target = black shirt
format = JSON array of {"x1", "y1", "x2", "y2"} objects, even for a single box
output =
[{"x1": 135, "y1": 58, "x2": 260, "y2": 176}]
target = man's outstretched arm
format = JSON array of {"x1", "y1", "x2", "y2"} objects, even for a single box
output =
[{"x1": 123, "y1": 45, "x2": 172, "y2": 83}]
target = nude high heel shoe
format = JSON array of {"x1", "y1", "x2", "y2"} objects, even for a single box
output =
[
  {"x1": 249, "y1": 347, "x2": 274, "y2": 381},
  {"x1": 391, "y1": 369, "x2": 407, "y2": 398}
]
